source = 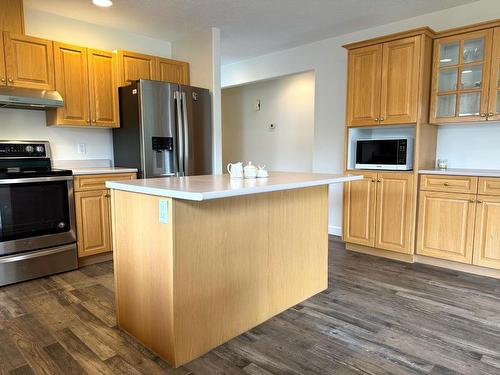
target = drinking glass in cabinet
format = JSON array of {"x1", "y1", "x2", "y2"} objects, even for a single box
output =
[
  {"x1": 462, "y1": 38, "x2": 484, "y2": 64},
  {"x1": 460, "y1": 65, "x2": 482, "y2": 89},
  {"x1": 438, "y1": 68, "x2": 458, "y2": 92},
  {"x1": 437, "y1": 94, "x2": 456, "y2": 117},
  {"x1": 439, "y1": 42, "x2": 459, "y2": 66},
  {"x1": 459, "y1": 92, "x2": 480, "y2": 116}
]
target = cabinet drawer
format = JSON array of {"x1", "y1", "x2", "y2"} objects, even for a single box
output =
[
  {"x1": 478, "y1": 178, "x2": 500, "y2": 196},
  {"x1": 420, "y1": 175, "x2": 478, "y2": 194},
  {"x1": 74, "y1": 173, "x2": 136, "y2": 192}
]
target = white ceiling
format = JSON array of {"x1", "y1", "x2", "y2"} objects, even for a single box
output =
[{"x1": 25, "y1": 0, "x2": 478, "y2": 64}]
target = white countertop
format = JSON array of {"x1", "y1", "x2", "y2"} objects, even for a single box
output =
[
  {"x1": 106, "y1": 172, "x2": 362, "y2": 201},
  {"x1": 419, "y1": 168, "x2": 500, "y2": 177},
  {"x1": 71, "y1": 167, "x2": 138, "y2": 175}
]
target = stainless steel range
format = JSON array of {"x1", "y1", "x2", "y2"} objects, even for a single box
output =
[{"x1": 0, "y1": 140, "x2": 77, "y2": 286}]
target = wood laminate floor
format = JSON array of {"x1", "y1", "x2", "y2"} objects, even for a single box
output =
[{"x1": 1, "y1": 237, "x2": 500, "y2": 375}]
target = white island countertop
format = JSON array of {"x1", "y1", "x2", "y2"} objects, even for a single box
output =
[
  {"x1": 106, "y1": 172, "x2": 362, "y2": 201},
  {"x1": 419, "y1": 168, "x2": 500, "y2": 177}
]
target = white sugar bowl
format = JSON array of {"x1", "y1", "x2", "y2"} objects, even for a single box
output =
[
  {"x1": 257, "y1": 165, "x2": 268, "y2": 178},
  {"x1": 243, "y1": 161, "x2": 257, "y2": 178}
]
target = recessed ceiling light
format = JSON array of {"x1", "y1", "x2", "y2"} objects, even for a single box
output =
[{"x1": 92, "y1": 0, "x2": 112, "y2": 7}]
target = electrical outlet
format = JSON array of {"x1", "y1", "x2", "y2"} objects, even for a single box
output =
[
  {"x1": 77, "y1": 143, "x2": 86, "y2": 154},
  {"x1": 159, "y1": 200, "x2": 169, "y2": 224}
]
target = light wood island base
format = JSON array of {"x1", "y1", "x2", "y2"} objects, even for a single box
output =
[{"x1": 111, "y1": 185, "x2": 329, "y2": 367}]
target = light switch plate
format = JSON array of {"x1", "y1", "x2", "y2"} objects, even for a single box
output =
[
  {"x1": 77, "y1": 143, "x2": 86, "y2": 154},
  {"x1": 159, "y1": 200, "x2": 169, "y2": 224}
]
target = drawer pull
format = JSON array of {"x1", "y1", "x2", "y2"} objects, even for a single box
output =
[
  {"x1": 443, "y1": 182, "x2": 449, "y2": 186},
  {"x1": 105, "y1": 194, "x2": 111, "y2": 198},
  {"x1": 477, "y1": 200, "x2": 483, "y2": 204},
  {"x1": 469, "y1": 200, "x2": 475, "y2": 203}
]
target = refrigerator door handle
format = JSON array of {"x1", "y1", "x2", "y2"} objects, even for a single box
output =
[
  {"x1": 175, "y1": 91, "x2": 185, "y2": 176},
  {"x1": 181, "y1": 91, "x2": 189, "y2": 176}
]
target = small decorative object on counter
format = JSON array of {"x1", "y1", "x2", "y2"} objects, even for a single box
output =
[
  {"x1": 244, "y1": 162, "x2": 257, "y2": 179},
  {"x1": 437, "y1": 159, "x2": 448, "y2": 170},
  {"x1": 257, "y1": 165, "x2": 268, "y2": 178},
  {"x1": 227, "y1": 162, "x2": 243, "y2": 179}
]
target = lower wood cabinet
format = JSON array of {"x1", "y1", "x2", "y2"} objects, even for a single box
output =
[
  {"x1": 417, "y1": 175, "x2": 500, "y2": 270},
  {"x1": 416, "y1": 191, "x2": 476, "y2": 263},
  {"x1": 343, "y1": 171, "x2": 414, "y2": 254},
  {"x1": 75, "y1": 189, "x2": 112, "y2": 257},
  {"x1": 74, "y1": 173, "x2": 136, "y2": 257}
]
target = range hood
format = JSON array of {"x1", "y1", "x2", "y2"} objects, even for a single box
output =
[{"x1": 0, "y1": 86, "x2": 64, "y2": 109}]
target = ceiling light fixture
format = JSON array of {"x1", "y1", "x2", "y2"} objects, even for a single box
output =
[{"x1": 92, "y1": 0, "x2": 113, "y2": 7}]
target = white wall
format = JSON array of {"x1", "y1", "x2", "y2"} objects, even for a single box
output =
[
  {"x1": 0, "y1": 8, "x2": 173, "y2": 162},
  {"x1": 172, "y1": 28, "x2": 222, "y2": 174},
  {"x1": 222, "y1": 71, "x2": 314, "y2": 172},
  {"x1": 221, "y1": 0, "x2": 500, "y2": 235}
]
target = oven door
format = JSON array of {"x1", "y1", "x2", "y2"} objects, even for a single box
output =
[{"x1": 0, "y1": 176, "x2": 76, "y2": 256}]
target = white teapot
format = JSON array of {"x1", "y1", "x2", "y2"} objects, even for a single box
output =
[
  {"x1": 227, "y1": 162, "x2": 243, "y2": 179},
  {"x1": 243, "y1": 162, "x2": 257, "y2": 179}
]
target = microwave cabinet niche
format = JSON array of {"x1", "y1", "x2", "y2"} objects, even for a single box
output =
[{"x1": 73, "y1": 173, "x2": 136, "y2": 258}]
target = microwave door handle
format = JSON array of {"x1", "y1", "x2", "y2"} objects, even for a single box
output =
[
  {"x1": 175, "y1": 91, "x2": 184, "y2": 176},
  {"x1": 181, "y1": 91, "x2": 189, "y2": 176}
]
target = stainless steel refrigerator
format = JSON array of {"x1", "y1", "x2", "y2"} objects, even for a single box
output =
[{"x1": 113, "y1": 80, "x2": 212, "y2": 178}]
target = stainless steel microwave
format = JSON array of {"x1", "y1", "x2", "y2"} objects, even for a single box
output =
[{"x1": 354, "y1": 137, "x2": 414, "y2": 171}]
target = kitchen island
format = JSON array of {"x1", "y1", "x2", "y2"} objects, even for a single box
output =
[{"x1": 106, "y1": 172, "x2": 361, "y2": 367}]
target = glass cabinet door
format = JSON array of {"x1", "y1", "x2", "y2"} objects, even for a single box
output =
[
  {"x1": 488, "y1": 27, "x2": 500, "y2": 121},
  {"x1": 432, "y1": 30, "x2": 493, "y2": 123}
]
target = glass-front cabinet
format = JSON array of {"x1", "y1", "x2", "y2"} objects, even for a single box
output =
[{"x1": 431, "y1": 30, "x2": 493, "y2": 123}]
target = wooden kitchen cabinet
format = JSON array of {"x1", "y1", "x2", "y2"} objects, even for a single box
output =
[
  {"x1": 74, "y1": 173, "x2": 136, "y2": 257},
  {"x1": 75, "y1": 189, "x2": 112, "y2": 258},
  {"x1": 430, "y1": 29, "x2": 493, "y2": 123},
  {"x1": 117, "y1": 50, "x2": 156, "y2": 85},
  {"x1": 157, "y1": 57, "x2": 189, "y2": 85},
  {"x1": 416, "y1": 190, "x2": 476, "y2": 263},
  {"x1": 48, "y1": 43, "x2": 118, "y2": 127},
  {"x1": 345, "y1": 34, "x2": 424, "y2": 126},
  {"x1": 473, "y1": 195, "x2": 500, "y2": 269},
  {"x1": 0, "y1": 0, "x2": 24, "y2": 34},
  {"x1": 375, "y1": 173, "x2": 414, "y2": 253},
  {"x1": 88, "y1": 49, "x2": 118, "y2": 127},
  {"x1": 3, "y1": 32, "x2": 55, "y2": 90},
  {"x1": 0, "y1": 35, "x2": 5, "y2": 86},
  {"x1": 343, "y1": 172, "x2": 377, "y2": 247},
  {"x1": 343, "y1": 172, "x2": 414, "y2": 253},
  {"x1": 487, "y1": 27, "x2": 500, "y2": 121},
  {"x1": 346, "y1": 45, "x2": 382, "y2": 126},
  {"x1": 51, "y1": 42, "x2": 90, "y2": 126}
]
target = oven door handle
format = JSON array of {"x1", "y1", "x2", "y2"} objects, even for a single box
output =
[
  {"x1": 0, "y1": 244, "x2": 75, "y2": 264},
  {"x1": 0, "y1": 176, "x2": 73, "y2": 184}
]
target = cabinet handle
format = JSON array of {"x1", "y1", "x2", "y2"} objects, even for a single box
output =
[
  {"x1": 443, "y1": 182, "x2": 449, "y2": 186},
  {"x1": 477, "y1": 200, "x2": 483, "y2": 204},
  {"x1": 0, "y1": 77, "x2": 5, "y2": 83},
  {"x1": 374, "y1": 118, "x2": 379, "y2": 122},
  {"x1": 371, "y1": 179, "x2": 376, "y2": 182},
  {"x1": 488, "y1": 113, "x2": 495, "y2": 117},
  {"x1": 377, "y1": 179, "x2": 381, "y2": 183},
  {"x1": 480, "y1": 113, "x2": 487, "y2": 117},
  {"x1": 8, "y1": 78, "x2": 13, "y2": 83},
  {"x1": 379, "y1": 118, "x2": 385, "y2": 122},
  {"x1": 469, "y1": 200, "x2": 475, "y2": 203},
  {"x1": 105, "y1": 194, "x2": 111, "y2": 198}
]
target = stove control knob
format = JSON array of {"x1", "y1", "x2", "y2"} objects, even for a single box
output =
[
  {"x1": 25, "y1": 145, "x2": 34, "y2": 153},
  {"x1": 35, "y1": 146, "x2": 44, "y2": 153}
]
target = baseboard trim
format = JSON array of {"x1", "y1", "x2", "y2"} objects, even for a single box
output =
[
  {"x1": 415, "y1": 255, "x2": 500, "y2": 280},
  {"x1": 328, "y1": 226, "x2": 342, "y2": 236},
  {"x1": 78, "y1": 252, "x2": 113, "y2": 267},
  {"x1": 346, "y1": 243, "x2": 414, "y2": 263}
]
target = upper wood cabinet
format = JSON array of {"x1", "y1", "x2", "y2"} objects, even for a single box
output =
[
  {"x1": 48, "y1": 43, "x2": 118, "y2": 128},
  {"x1": 488, "y1": 27, "x2": 500, "y2": 122},
  {"x1": 117, "y1": 50, "x2": 156, "y2": 85},
  {"x1": 0, "y1": 0, "x2": 24, "y2": 34},
  {"x1": 0, "y1": 35, "x2": 5, "y2": 86},
  {"x1": 430, "y1": 29, "x2": 493, "y2": 124},
  {"x1": 157, "y1": 57, "x2": 189, "y2": 85},
  {"x1": 117, "y1": 50, "x2": 190, "y2": 86},
  {"x1": 51, "y1": 42, "x2": 90, "y2": 126},
  {"x1": 343, "y1": 171, "x2": 414, "y2": 254},
  {"x1": 345, "y1": 34, "x2": 426, "y2": 126},
  {"x1": 88, "y1": 49, "x2": 118, "y2": 127},
  {"x1": 3, "y1": 32, "x2": 55, "y2": 90}
]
